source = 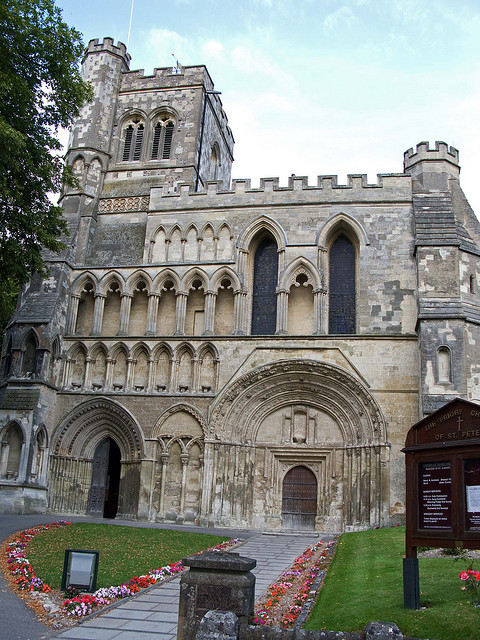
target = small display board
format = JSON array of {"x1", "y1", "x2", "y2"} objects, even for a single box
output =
[{"x1": 402, "y1": 398, "x2": 480, "y2": 608}]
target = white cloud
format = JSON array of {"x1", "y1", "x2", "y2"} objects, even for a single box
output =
[
  {"x1": 323, "y1": 6, "x2": 357, "y2": 32},
  {"x1": 202, "y1": 40, "x2": 224, "y2": 59},
  {"x1": 148, "y1": 28, "x2": 190, "y2": 67}
]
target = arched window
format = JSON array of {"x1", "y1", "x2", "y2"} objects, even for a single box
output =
[
  {"x1": 329, "y1": 234, "x2": 356, "y2": 334},
  {"x1": 0, "y1": 422, "x2": 23, "y2": 480},
  {"x1": 151, "y1": 116, "x2": 174, "y2": 160},
  {"x1": 210, "y1": 144, "x2": 220, "y2": 179},
  {"x1": 437, "y1": 346, "x2": 452, "y2": 383},
  {"x1": 251, "y1": 235, "x2": 278, "y2": 335},
  {"x1": 122, "y1": 118, "x2": 145, "y2": 162},
  {"x1": 21, "y1": 332, "x2": 38, "y2": 377}
]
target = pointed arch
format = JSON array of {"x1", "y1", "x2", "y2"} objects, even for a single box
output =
[
  {"x1": 209, "y1": 267, "x2": 241, "y2": 293},
  {"x1": 98, "y1": 271, "x2": 125, "y2": 295},
  {"x1": 152, "y1": 342, "x2": 173, "y2": 392},
  {"x1": 20, "y1": 329, "x2": 39, "y2": 377},
  {"x1": 175, "y1": 343, "x2": 195, "y2": 392},
  {"x1": 0, "y1": 420, "x2": 25, "y2": 480},
  {"x1": 317, "y1": 212, "x2": 369, "y2": 249},
  {"x1": 236, "y1": 215, "x2": 287, "y2": 253},
  {"x1": 200, "y1": 223, "x2": 215, "y2": 261},
  {"x1": 184, "y1": 224, "x2": 199, "y2": 262},
  {"x1": 182, "y1": 267, "x2": 209, "y2": 293},
  {"x1": 197, "y1": 342, "x2": 218, "y2": 393},
  {"x1": 153, "y1": 268, "x2": 180, "y2": 293},
  {"x1": 67, "y1": 342, "x2": 87, "y2": 389},
  {"x1": 153, "y1": 403, "x2": 207, "y2": 439},
  {"x1": 168, "y1": 225, "x2": 183, "y2": 263},
  {"x1": 280, "y1": 257, "x2": 323, "y2": 291},
  {"x1": 150, "y1": 225, "x2": 168, "y2": 263},
  {"x1": 217, "y1": 222, "x2": 233, "y2": 261}
]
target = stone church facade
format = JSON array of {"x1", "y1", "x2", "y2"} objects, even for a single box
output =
[{"x1": 1, "y1": 37, "x2": 480, "y2": 531}]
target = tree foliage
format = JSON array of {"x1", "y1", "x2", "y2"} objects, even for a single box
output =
[{"x1": 0, "y1": 0, "x2": 91, "y2": 326}]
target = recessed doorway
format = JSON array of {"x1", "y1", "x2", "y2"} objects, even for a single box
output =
[
  {"x1": 282, "y1": 465, "x2": 317, "y2": 530},
  {"x1": 87, "y1": 438, "x2": 121, "y2": 518}
]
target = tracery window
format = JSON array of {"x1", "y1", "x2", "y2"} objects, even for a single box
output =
[
  {"x1": 328, "y1": 234, "x2": 356, "y2": 334},
  {"x1": 122, "y1": 118, "x2": 145, "y2": 162},
  {"x1": 151, "y1": 116, "x2": 174, "y2": 160},
  {"x1": 251, "y1": 235, "x2": 278, "y2": 335}
]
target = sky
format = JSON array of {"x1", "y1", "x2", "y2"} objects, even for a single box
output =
[{"x1": 57, "y1": 0, "x2": 480, "y2": 215}]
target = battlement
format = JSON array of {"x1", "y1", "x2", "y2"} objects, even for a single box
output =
[
  {"x1": 404, "y1": 141, "x2": 459, "y2": 172},
  {"x1": 120, "y1": 64, "x2": 214, "y2": 92},
  {"x1": 148, "y1": 172, "x2": 411, "y2": 210},
  {"x1": 84, "y1": 37, "x2": 131, "y2": 68}
]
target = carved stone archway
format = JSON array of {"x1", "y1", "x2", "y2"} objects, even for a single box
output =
[
  {"x1": 49, "y1": 398, "x2": 145, "y2": 518},
  {"x1": 205, "y1": 359, "x2": 389, "y2": 531}
]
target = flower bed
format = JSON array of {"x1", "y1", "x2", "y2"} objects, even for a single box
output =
[
  {"x1": 254, "y1": 539, "x2": 335, "y2": 628},
  {"x1": 2, "y1": 521, "x2": 240, "y2": 621}
]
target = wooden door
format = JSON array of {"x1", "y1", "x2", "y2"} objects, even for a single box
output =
[
  {"x1": 282, "y1": 465, "x2": 317, "y2": 530},
  {"x1": 87, "y1": 439, "x2": 110, "y2": 516}
]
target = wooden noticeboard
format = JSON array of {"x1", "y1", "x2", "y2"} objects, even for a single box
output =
[{"x1": 402, "y1": 398, "x2": 480, "y2": 608}]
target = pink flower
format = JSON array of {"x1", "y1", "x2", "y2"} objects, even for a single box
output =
[{"x1": 460, "y1": 571, "x2": 469, "y2": 581}]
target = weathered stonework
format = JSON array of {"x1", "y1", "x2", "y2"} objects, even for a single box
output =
[{"x1": 1, "y1": 39, "x2": 480, "y2": 531}]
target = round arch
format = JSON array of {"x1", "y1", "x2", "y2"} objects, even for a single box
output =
[
  {"x1": 209, "y1": 359, "x2": 386, "y2": 445},
  {"x1": 52, "y1": 397, "x2": 145, "y2": 461}
]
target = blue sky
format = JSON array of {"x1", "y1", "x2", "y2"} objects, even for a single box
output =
[{"x1": 57, "y1": 0, "x2": 480, "y2": 214}]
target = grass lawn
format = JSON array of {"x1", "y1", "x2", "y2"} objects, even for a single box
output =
[
  {"x1": 304, "y1": 527, "x2": 479, "y2": 640},
  {"x1": 27, "y1": 523, "x2": 230, "y2": 590}
]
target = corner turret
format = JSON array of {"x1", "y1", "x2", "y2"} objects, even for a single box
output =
[{"x1": 404, "y1": 141, "x2": 460, "y2": 191}]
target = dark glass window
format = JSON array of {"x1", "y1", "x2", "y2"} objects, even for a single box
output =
[
  {"x1": 329, "y1": 234, "x2": 356, "y2": 333},
  {"x1": 251, "y1": 237, "x2": 278, "y2": 334}
]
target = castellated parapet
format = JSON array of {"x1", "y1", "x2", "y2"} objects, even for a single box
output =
[
  {"x1": 84, "y1": 37, "x2": 131, "y2": 67},
  {"x1": 404, "y1": 140, "x2": 459, "y2": 168},
  {"x1": 148, "y1": 172, "x2": 412, "y2": 210}
]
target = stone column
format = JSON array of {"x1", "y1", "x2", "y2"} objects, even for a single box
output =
[
  {"x1": 177, "y1": 552, "x2": 256, "y2": 640},
  {"x1": 276, "y1": 289, "x2": 288, "y2": 334},
  {"x1": 233, "y1": 290, "x2": 246, "y2": 335},
  {"x1": 179, "y1": 453, "x2": 189, "y2": 517},
  {"x1": 313, "y1": 288, "x2": 327, "y2": 334},
  {"x1": 203, "y1": 291, "x2": 216, "y2": 335},
  {"x1": 91, "y1": 293, "x2": 106, "y2": 335},
  {"x1": 159, "y1": 452, "x2": 169, "y2": 518},
  {"x1": 67, "y1": 294, "x2": 81, "y2": 334},
  {"x1": 62, "y1": 357, "x2": 73, "y2": 388},
  {"x1": 147, "y1": 356, "x2": 155, "y2": 392},
  {"x1": 105, "y1": 356, "x2": 114, "y2": 390},
  {"x1": 146, "y1": 293, "x2": 161, "y2": 335},
  {"x1": 118, "y1": 293, "x2": 133, "y2": 336},
  {"x1": 125, "y1": 357, "x2": 135, "y2": 391},
  {"x1": 84, "y1": 356, "x2": 93, "y2": 390},
  {"x1": 175, "y1": 292, "x2": 188, "y2": 335}
]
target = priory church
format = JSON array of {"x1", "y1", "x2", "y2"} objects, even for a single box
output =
[{"x1": 1, "y1": 37, "x2": 480, "y2": 531}]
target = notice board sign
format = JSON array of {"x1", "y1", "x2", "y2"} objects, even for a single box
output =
[{"x1": 403, "y1": 398, "x2": 480, "y2": 555}]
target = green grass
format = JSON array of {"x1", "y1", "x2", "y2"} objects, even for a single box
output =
[
  {"x1": 27, "y1": 523, "x2": 229, "y2": 589},
  {"x1": 305, "y1": 527, "x2": 479, "y2": 640}
]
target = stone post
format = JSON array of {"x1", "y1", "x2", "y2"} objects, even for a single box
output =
[{"x1": 177, "y1": 551, "x2": 256, "y2": 640}]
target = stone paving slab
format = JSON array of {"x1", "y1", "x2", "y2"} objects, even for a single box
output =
[{"x1": 54, "y1": 532, "x2": 327, "y2": 640}]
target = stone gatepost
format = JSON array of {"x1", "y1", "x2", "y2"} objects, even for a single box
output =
[{"x1": 177, "y1": 551, "x2": 256, "y2": 640}]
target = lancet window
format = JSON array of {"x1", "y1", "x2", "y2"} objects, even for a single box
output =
[
  {"x1": 122, "y1": 118, "x2": 145, "y2": 162},
  {"x1": 151, "y1": 116, "x2": 174, "y2": 160}
]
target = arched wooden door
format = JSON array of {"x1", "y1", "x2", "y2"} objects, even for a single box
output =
[
  {"x1": 282, "y1": 465, "x2": 317, "y2": 530},
  {"x1": 87, "y1": 438, "x2": 121, "y2": 518}
]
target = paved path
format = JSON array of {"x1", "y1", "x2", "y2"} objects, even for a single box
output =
[{"x1": 54, "y1": 533, "x2": 328, "y2": 640}]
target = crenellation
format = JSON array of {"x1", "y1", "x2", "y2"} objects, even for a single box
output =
[
  {"x1": 404, "y1": 140, "x2": 460, "y2": 172},
  {"x1": 84, "y1": 37, "x2": 131, "y2": 67}
]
